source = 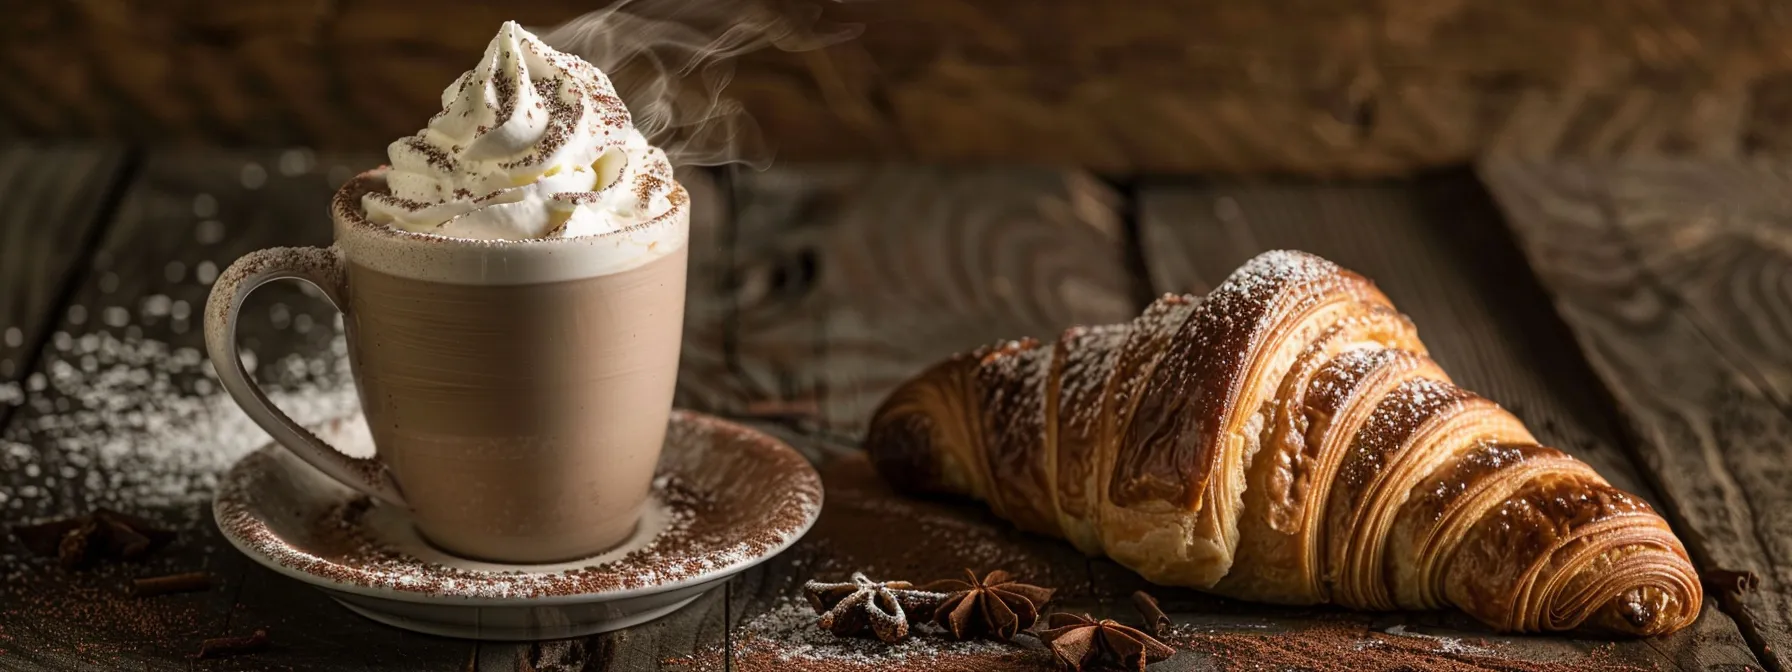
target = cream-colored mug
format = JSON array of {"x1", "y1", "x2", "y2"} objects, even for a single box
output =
[{"x1": 205, "y1": 169, "x2": 689, "y2": 563}]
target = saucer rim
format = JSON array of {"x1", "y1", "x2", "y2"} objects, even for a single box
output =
[{"x1": 213, "y1": 409, "x2": 823, "y2": 608}]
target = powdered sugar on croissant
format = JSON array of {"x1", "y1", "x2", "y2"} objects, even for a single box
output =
[{"x1": 865, "y1": 250, "x2": 1701, "y2": 636}]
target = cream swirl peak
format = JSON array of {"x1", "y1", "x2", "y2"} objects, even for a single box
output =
[{"x1": 363, "y1": 21, "x2": 677, "y2": 240}]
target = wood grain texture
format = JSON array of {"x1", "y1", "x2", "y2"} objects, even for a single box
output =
[
  {"x1": 1136, "y1": 172, "x2": 1765, "y2": 671},
  {"x1": 0, "y1": 145, "x2": 127, "y2": 420},
  {"x1": 1481, "y1": 159, "x2": 1792, "y2": 671},
  {"x1": 697, "y1": 165, "x2": 1140, "y2": 669},
  {"x1": 728, "y1": 165, "x2": 1138, "y2": 436},
  {"x1": 7, "y1": 1, "x2": 1792, "y2": 174}
]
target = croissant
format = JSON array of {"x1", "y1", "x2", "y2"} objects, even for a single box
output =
[{"x1": 865, "y1": 250, "x2": 1701, "y2": 636}]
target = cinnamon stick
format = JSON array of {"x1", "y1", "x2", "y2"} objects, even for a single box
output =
[
  {"x1": 195, "y1": 629, "x2": 269, "y2": 659},
  {"x1": 1132, "y1": 590, "x2": 1170, "y2": 635},
  {"x1": 132, "y1": 571, "x2": 212, "y2": 597}
]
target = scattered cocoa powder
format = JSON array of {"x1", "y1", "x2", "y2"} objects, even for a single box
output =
[
  {"x1": 789, "y1": 458, "x2": 1092, "y2": 596},
  {"x1": 0, "y1": 562, "x2": 212, "y2": 648},
  {"x1": 681, "y1": 608, "x2": 1664, "y2": 672},
  {"x1": 671, "y1": 596, "x2": 1056, "y2": 672},
  {"x1": 1171, "y1": 620, "x2": 1651, "y2": 672}
]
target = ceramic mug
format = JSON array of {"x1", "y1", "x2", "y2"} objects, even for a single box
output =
[{"x1": 205, "y1": 169, "x2": 690, "y2": 563}]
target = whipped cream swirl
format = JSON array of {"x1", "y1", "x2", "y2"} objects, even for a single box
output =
[{"x1": 364, "y1": 21, "x2": 676, "y2": 240}]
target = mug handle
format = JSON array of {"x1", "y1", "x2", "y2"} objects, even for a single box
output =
[{"x1": 204, "y1": 246, "x2": 406, "y2": 507}]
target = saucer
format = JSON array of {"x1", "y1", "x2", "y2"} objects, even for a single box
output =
[{"x1": 213, "y1": 410, "x2": 823, "y2": 641}]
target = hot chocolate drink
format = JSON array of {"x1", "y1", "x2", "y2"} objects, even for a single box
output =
[
  {"x1": 207, "y1": 21, "x2": 690, "y2": 563},
  {"x1": 331, "y1": 175, "x2": 689, "y2": 562}
]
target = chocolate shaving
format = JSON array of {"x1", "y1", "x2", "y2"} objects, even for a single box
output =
[
  {"x1": 12, "y1": 509, "x2": 175, "y2": 568},
  {"x1": 132, "y1": 571, "x2": 214, "y2": 597},
  {"x1": 1037, "y1": 612, "x2": 1175, "y2": 672},
  {"x1": 1706, "y1": 568, "x2": 1760, "y2": 595},
  {"x1": 194, "y1": 629, "x2": 269, "y2": 659},
  {"x1": 1131, "y1": 591, "x2": 1169, "y2": 636}
]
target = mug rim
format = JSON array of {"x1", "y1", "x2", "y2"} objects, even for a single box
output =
[{"x1": 329, "y1": 167, "x2": 691, "y2": 285}]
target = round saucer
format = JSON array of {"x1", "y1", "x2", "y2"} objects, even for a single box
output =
[{"x1": 213, "y1": 410, "x2": 823, "y2": 641}]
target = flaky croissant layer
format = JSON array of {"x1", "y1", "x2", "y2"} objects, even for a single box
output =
[{"x1": 866, "y1": 250, "x2": 1701, "y2": 636}]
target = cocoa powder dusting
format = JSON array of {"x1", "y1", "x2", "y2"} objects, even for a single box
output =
[
  {"x1": 214, "y1": 412, "x2": 822, "y2": 600},
  {"x1": 284, "y1": 476, "x2": 713, "y2": 597},
  {"x1": 789, "y1": 458, "x2": 1090, "y2": 593},
  {"x1": 672, "y1": 596, "x2": 1054, "y2": 672},
  {"x1": 681, "y1": 604, "x2": 1662, "y2": 671},
  {"x1": 1169, "y1": 621, "x2": 1652, "y2": 672},
  {"x1": 0, "y1": 561, "x2": 214, "y2": 662}
]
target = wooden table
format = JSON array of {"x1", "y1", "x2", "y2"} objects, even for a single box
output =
[{"x1": 0, "y1": 145, "x2": 1784, "y2": 671}]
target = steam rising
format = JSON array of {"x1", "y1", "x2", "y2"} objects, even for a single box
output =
[{"x1": 537, "y1": 0, "x2": 859, "y2": 168}]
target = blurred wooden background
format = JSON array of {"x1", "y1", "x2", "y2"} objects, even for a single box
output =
[{"x1": 7, "y1": 0, "x2": 1792, "y2": 175}]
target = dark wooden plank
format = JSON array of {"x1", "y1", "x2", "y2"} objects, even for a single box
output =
[
  {"x1": 687, "y1": 166, "x2": 1141, "y2": 671},
  {"x1": 1134, "y1": 173, "x2": 1763, "y2": 671},
  {"x1": 0, "y1": 148, "x2": 478, "y2": 670},
  {"x1": 728, "y1": 165, "x2": 1140, "y2": 436},
  {"x1": 474, "y1": 589, "x2": 727, "y2": 672},
  {"x1": 1481, "y1": 159, "x2": 1792, "y2": 671},
  {"x1": 0, "y1": 144, "x2": 127, "y2": 427}
]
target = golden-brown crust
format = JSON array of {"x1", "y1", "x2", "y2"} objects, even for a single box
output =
[
  {"x1": 1216, "y1": 307, "x2": 1429, "y2": 604},
  {"x1": 974, "y1": 338, "x2": 1060, "y2": 535},
  {"x1": 1259, "y1": 306, "x2": 1422, "y2": 532},
  {"x1": 1326, "y1": 379, "x2": 1536, "y2": 610},
  {"x1": 1385, "y1": 441, "x2": 1603, "y2": 610},
  {"x1": 1444, "y1": 473, "x2": 1700, "y2": 634},
  {"x1": 1095, "y1": 294, "x2": 1201, "y2": 513},
  {"x1": 1113, "y1": 252, "x2": 1390, "y2": 511},
  {"x1": 1093, "y1": 294, "x2": 1229, "y2": 585},
  {"x1": 1052, "y1": 322, "x2": 1129, "y2": 553},
  {"x1": 864, "y1": 249, "x2": 1703, "y2": 636},
  {"x1": 866, "y1": 353, "x2": 984, "y2": 500}
]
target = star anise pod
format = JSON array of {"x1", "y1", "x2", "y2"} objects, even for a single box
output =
[
  {"x1": 923, "y1": 569, "x2": 1056, "y2": 640},
  {"x1": 802, "y1": 572, "x2": 945, "y2": 643},
  {"x1": 12, "y1": 509, "x2": 175, "y2": 569},
  {"x1": 1037, "y1": 612, "x2": 1175, "y2": 671}
]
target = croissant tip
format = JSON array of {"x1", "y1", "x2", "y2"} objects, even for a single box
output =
[
  {"x1": 865, "y1": 399, "x2": 944, "y2": 494},
  {"x1": 1585, "y1": 584, "x2": 1700, "y2": 637}
]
